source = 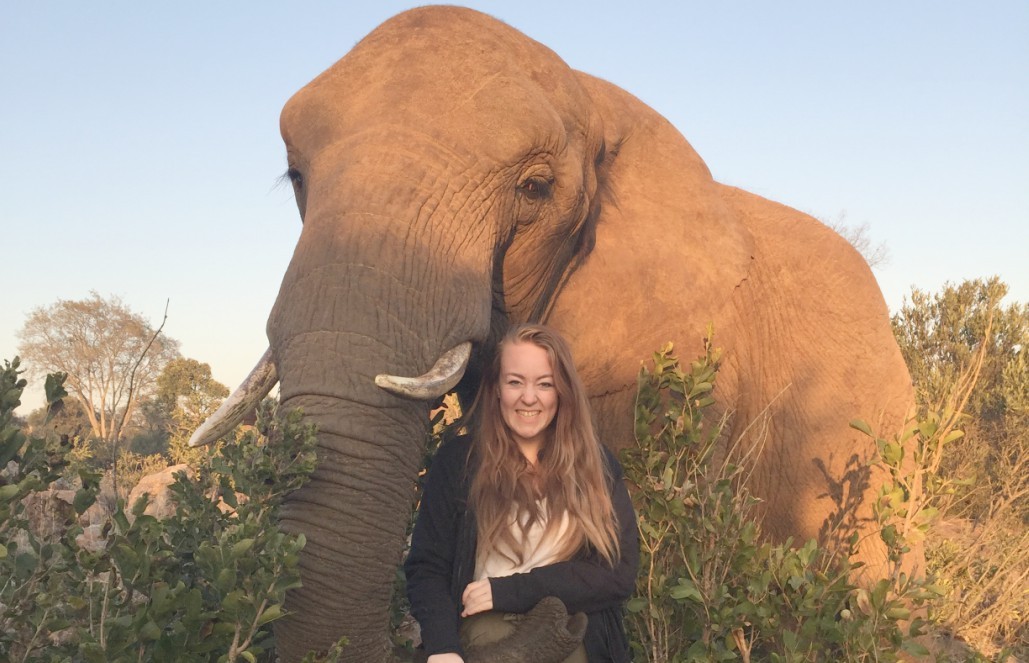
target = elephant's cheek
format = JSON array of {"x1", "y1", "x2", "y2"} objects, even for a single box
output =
[{"x1": 272, "y1": 395, "x2": 427, "y2": 663}]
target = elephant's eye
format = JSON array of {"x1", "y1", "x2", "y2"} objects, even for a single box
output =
[{"x1": 517, "y1": 177, "x2": 552, "y2": 201}]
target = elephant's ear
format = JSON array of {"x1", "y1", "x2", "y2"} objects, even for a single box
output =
[{"x1": 545, "y1": 72, "x2": 754, "y2": 391}]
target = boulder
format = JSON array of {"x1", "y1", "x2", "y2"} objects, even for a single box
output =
[{"x1": 127, "y1": 464, "x2": 193, "y2": 521}]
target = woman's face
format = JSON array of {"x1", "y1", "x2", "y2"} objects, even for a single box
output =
[{"x1": 497, "y1": 340, "x2": 559, "y2": 460}]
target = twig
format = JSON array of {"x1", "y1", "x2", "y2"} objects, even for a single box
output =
[
  {"x1": 111, "y1": 299, "x2": 170, "y2": 497},
  {"x1": 229, "y1": 597, "x2": 269, "y2": 660},
  {"x1": 18, "y1": 606, "x2": 50, "y2": 663}
]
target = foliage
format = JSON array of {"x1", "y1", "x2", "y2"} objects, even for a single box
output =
[
  {"x1": 24, "y1": 397, "x2": 93, "y2": 446},
  {"x1": 891, "y1": 278, "x2": 1028, "y2": 657},
  {"x1": 16, "y1": 292, "x2": 180, "y2": 444},
  {"x1": 0, "y1": 357, "x2": 344, "y2": 662},
  {"x1": 391, "y1": 393, "x2": 464, "y2": 653},
  {"x1": 22, "y1": 354, "x2": 232, "y2": 512},
  {"x1": 824, "y1": 214, "x2": 890, "y2": 269},
  {"x1": 622, "y1": 338, "x2": 936, "y2": 662},
  {"x1": 112, "y1": 449, "x2": 175, "y2": 495},
  {"x1": 150, "y1": 357, "x2": 230, "y2": 466}
]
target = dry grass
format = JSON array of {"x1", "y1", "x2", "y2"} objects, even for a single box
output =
[{"x1": 915, "y1": 310, "x2": 1029, "y2": 660}]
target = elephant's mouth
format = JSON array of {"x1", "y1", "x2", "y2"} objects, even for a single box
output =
[{"x1": 188, "y1": 341, "x2": 472, "y2": 447}]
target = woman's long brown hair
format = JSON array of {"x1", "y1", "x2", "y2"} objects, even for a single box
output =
[{"x1": 468, "y1": 323, "x2": 620, "y2": 568}]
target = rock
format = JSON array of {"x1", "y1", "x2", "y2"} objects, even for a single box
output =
[
  {"x1": 126, "y1": 464, "x2": 193, "y2": 521},
  {"x1": 21, "y1": 488, "x2": 76, "y2": 539}
]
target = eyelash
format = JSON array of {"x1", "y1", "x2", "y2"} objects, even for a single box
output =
[{"x1": 506, "y1": 380, "x2": 553, "y2": 388}]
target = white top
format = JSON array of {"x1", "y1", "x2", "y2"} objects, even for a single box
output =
[{"x1": 475, "y1": 500, "x2": 571, "y2": 579}]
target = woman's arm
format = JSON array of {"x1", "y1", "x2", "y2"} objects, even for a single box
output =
[
  {"x1": 488, "y1": 453, "x2": 639, "y2": 615},
  {"x1": 427, "y1": 655, "x2": 465, "y2": 663},
  {"x1": 404, "y1": 438, "x2": 470, "y2": 657}
]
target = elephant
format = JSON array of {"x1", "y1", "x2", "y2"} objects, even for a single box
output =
[{"x1": 190, "y1": 6, "x2": 916, "y2": 662}]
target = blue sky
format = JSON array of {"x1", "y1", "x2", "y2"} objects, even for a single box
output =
[{"x1": 3, "y1": 1, "x2": 1027, "y2": 412}]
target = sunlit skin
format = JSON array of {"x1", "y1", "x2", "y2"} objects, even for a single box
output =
[{"x1": 496, "y1": 341, "x2": 559, "y2": 464}]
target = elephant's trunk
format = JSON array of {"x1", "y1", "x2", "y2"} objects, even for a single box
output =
[
  {"x1": 270, "y1": 337, "x2": 471, "y2": 661},
  {"x1": 273, "y1": 389, "x2": 427, "y2": 661},
  {"x1": 262, "y1": 143, "x2": 495, "y2": 659}
]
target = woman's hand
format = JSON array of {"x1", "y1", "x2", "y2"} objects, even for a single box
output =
[
  {"x1": 461, "y1": 578, "x2": 494, "y2": 617},
  {"x1": 427, "y1": 654, "x2": 464, "y2": 663}
]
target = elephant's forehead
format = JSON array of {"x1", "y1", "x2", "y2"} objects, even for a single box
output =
[{"x1": 280, "y1": 6, "x2": 590, "y2": 163}]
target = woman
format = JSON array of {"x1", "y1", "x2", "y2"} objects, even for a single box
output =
[{"x1": 405, "y1": 323, "x2": 639, "y2": 663}]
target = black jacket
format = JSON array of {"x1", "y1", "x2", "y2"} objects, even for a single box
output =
[{"x1": 404, "y1": 434, "x2": 639, "y2": 662}]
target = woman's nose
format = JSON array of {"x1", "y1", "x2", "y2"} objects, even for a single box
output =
[{"x1": 521, "y1": 386, "x2": 538, "y2": 404}]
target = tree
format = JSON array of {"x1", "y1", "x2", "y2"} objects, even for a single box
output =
[
  {"x1": 147, "y1": 357, "x2": 229, "y2": 465},
  {"x1": 825, "y1": 214, "x2": 891, "y2": 269},
  {"x1": 16, "y1": 292, "x2": 180, "y2": 445},
  {"x1": 892, "y1": 277, "x2": 1026, "y2": 427},
  {"x1": 892, "y1": 277, "x2": 1028, "y2": 652},
  {"x1": 892, "y1": 277, "x2": 1027, "y2": 516},
  {"x1": 25, "y1": 398, "x2": 93, "y2": 441}
]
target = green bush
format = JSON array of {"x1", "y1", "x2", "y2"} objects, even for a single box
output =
[
  {"x1": 622, "y1": 339, "x2": 936, "y2": 662},
  {"x1": 892, "y1": 279, "x2": 1028, "y2": 658},
  {"x1": 0, "y1": 357, "x2": 344, "y2": 662}
]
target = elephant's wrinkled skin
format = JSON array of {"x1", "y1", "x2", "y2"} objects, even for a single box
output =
[{"x1": 202, "y1": 6, "x2": 915, "y2": 661}]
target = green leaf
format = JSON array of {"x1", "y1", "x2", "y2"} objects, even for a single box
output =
[
  {"x1": 849, "y1": 419, "x2": 874, "y2": 437},
  {"x1": 221, "y1": 589, "x2": 246, "y2": 615},
  {"x1": 882, "y1": 441, "x2": 903, "y2": 465},
  {"x1": 686, "y1": 640, "x2": 708, "y2": 660},
  {"x1": 131, "y1": 493, "x2": 151, "y2": 517},
  {"x1": 221, "y1": 486, "x2": 239, "y2": 510},
  {"x1": 669, "y1": 578, "x2": 702, "y2": 602},
  {"x1": 112, "y1": 504, "x2": 131, "y2": 533},
  {"x1": 688, "y1": 381, "x2": 713, "y2": 398},
  {"x1": 15, "y1": 551, "x2": 37, "y2": 573},
  {"x1": 626, "y1": 597, "x2": 647, "y2": 613},
  {"x1": 694, "y1": 396, "x2": 716, "y2": 409},
  {"x1": 782, "y1": 629, "x2": 798, "y2": 652},
  {"x1": 216, "y1": 567, "x2": 236, "y2": 594},
  {"x1": 230, "y1": 538, "x2": 255, "y2": 560},
  {"x1": 0, "y1": 483, "x2": 20, "y2": 501},
  {"x1": 0, "y1": 430, "x2": 26, "y2": 466},
  {"x1": 44, "y1": 372, "x2": 68, "y2": 404},
  {"x1": 273, "y1": 576, "x2": 304, "y2": 593},
  {"x1": 140, "y1": 619, "x2": 162, "y2": 641},
  {"x1": 80, "y1": 642, "x2": 106, "y2": 663},
  {"x1": 885, "y1": 606, "x2": 910, "y2": 620},
  {"x1": 901, "y1": 640, "x2": 930, "y2": 657},
  {"x1": 73, "y1": 488, "x2": 97, "y2": 515},
  {"x1": 256, "y1": 603, "x2": 284, "y2": 626}
]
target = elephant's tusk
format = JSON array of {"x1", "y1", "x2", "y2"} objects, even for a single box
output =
[
  {"x1": 375, "y1": 341, "x2": 472, "y2": 400},
  {"x1": 188, "y1": 347, "x2": 278, "y2": 447}
]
